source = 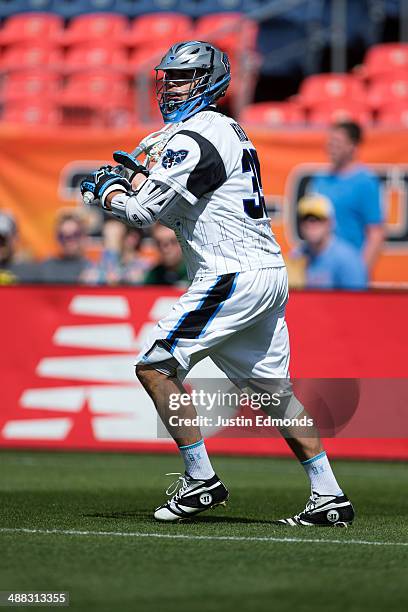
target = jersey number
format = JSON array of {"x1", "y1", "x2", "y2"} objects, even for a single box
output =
[{"x1": 242, "y1": 149, "x2": 267, "y2": 219}]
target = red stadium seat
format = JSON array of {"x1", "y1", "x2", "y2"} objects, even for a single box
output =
[
  {"x1": 59, "y1": 70, "x2": 131, "y2": 105},
  {"x1": 0, "y1": 69, "x2": 62, "y2": 102},
  {"x1": 128, "y1": 46, "x2": 168, "y2": 122},
  {"x1": 64, "y1": 43, "x2": 128, "y2": 73},
  {"x1": 0, "y1": 43, "x2": 63, "y2": 71},
  {"x1": 240, "y1": 102, "x2": 305, "y2": 126},
  {"x1": 62, "y1": 13, "x2": 129, "y2": 46},
  {"x1": 368, "y1": 75, "x2": 408, "y2": 110},
  {"x1": 1, "y1": 99, "x2": 60, "y2": 125},
  {"x1": 298, "y1": 73, "x2": 366, "y2": 109},
  {"x1": 363, "y1": 43, "x2": 408, "y2": 80},
  {"x1": 377, "y1": 102, "x2": 408, "y2": 127},
  {"x1": 0, "y1": 13, "x2": 64, "y2": 47},
  {"x1": 194, "y1": 13, "x2": 258, "y2": 56},
  {"x1": 57, "y1": 70, "x2": 134, "y2": 127},
  {"x1": 128, "y1": 13, "x2": 193, "y2": 50},
  {"x1": 308, "y1": 101, "x2": 372, "y2": 126}
]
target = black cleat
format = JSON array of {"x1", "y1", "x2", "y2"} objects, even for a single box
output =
[
  {"x1": 154, "y1": 472, "x2": 229, "y2": 522},
  {"x1": 273, "y1": 491, "x2": 355, "y2": 527}
]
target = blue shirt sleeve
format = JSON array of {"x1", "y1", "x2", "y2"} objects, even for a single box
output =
[{"x1": 360, "y1": 173, "x2": 383, "y2": 225}]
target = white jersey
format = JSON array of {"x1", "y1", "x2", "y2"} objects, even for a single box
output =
[{"x1": 149, "y1": 109, "x2": 285, "y2": 281}]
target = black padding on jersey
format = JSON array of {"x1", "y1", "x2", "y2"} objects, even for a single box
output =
[
  {"x1": 167, "y1": 272, "x2": 237, "y2": 348},
  {"x1": 177, "y1": 129, "x2": 227, "y2": 198}
]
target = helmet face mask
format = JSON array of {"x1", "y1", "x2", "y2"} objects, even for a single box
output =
[
  {"x1": 156, "y1": 68, "x2": 209, "y2": 118},
  {"x1": 154, "y1": 41, "x2": 231, "y2": 123}
]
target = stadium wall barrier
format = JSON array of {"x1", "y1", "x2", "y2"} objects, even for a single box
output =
[
  {"x1": 0, "y1": 125, "x2": 408, "y2": 285},
  {"x1": 0, "y1": 285, "x2": 407, "y2": 460}
]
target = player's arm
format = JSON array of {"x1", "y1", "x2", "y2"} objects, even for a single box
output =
[
  {"x1": 80, "y1": 167, "x2": 184, "y2": 227},
  {"x1": 106, "y1": 177, "x2": 184, "y2": 227},
  {"x1": 360, "y1": 175, "x2": 384, "y2": 272},
  {"x1": 363, "y1": 224, "x2": 384, "y2": 272}
]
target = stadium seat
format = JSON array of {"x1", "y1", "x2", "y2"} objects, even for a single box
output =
[
  {"x1": 0, "y1": 68, "x2": 62, "y2": 102},
  {"x1": 368, "y1": 75, "x2": 408, "y2": 110},
  {"x1": 377, "y1": 102, "x2": 408, "y2": 127},
  {"x1": 298, "y1": 73, "x2": 366, "y2": 109},
  {"x1": 178, "y1": 0, "x2": 249, "y2": 17},
  {"x1": 57, "y1": 70, "x2": 134, "y2": 126},
  {"x1": 128, "y1": 13, "x2": 193, "y2": 50},
  {"x1": 240, "y1": 102, "x2": 305, "y2": 126},
  {"x1": 0, "y1": 1, "x2": 51, "y2": 19},
  {"x1": 363, "y1": 43, "x2": 408, "y2": 80},
  {"x1": 0, "y1": 13, "x2": 64, "y2": 47},
  {"x1": 0, "y1": 98, "x2": 60, "y2": 125},
  {"x1": 128, "y1": 44, "x2": 168, "y2": 74},
  {"x1": 64, "y1": 43, "x2": 128, "y2": 73},
  {"x1": 128, "y1": 45, "x2": 168, "y2": 122},
  {"x1": 0, "y1": 43, "x2": 63, "y2": 71},
  {"x1": 62, "y1": 13, "x2": 129, "y2": 46},
  {"x1": 194, "y1": 13, "x2": 258, "y2": 55},
  {"x1": 49, "y1": 0, "x2": 115, "y2": 19},
  {"x1": 59, "y1": 69, "x2": 131, "y2": 103},
  {"x1": 88, "y1": 0, "x2": 116, "y2": 10},
  {"x1": 115, "y1": 1, "x2": 191, "y2": 17},
  {"x1": 308, "y1": 101, "x2": 372, "y2": 126}
]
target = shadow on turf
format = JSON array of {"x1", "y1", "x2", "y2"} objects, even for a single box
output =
[{"x1": 82, "y1": 510, "x2": 276, "y2": 524}]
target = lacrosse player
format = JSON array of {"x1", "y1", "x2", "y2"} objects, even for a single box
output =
[{"x1": 80, "y1": 41, "x2": 354, "y2": 527}]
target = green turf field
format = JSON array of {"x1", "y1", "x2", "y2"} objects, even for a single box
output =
[{"x1": 0, "y1": 451, "x2": 407, "y2": 612}]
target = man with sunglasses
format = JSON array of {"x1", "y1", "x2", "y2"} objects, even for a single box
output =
[
  {"x1": 39, "y1": 211, "x2": 90, "y2": 284},
  {"x1": 80, "y1": 41, "x2": 355, "y2": 527}
]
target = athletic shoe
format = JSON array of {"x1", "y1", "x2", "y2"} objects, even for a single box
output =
[
  {"x1": 154, "y1": 472, "x2": 229, "y2": 522},
  {"x1": 273, "y1": 491, "x2": 355, "y2": 527}
]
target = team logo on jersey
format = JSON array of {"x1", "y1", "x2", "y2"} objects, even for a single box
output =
[{"x1": 162, "y1": 149, "x2": 189, "y2": 169}]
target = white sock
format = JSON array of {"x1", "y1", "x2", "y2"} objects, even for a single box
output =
[
  {"x1": 301, "y1": 451, "x2": 343, "y2": 496},
  {"x1": 179, "y1": 439, "x2": 215, "y2": 480}
]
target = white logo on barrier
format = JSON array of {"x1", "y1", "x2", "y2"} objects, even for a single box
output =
[
  {"x1": 2, "y1": 294, "x2": 227, "y2": 444},
  {"x1": 2, "y1": 295, "x2": 168, "y2": 442}
]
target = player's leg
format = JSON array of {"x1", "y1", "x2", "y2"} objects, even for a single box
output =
[
  {"x1": 211, "y1": 267, "x2": 354, "y2": 526},
  {"x1": 136, "y1": 361, "x2": 229, "y2": 521},
  {"x1": 135, "y1": 273, "x2": 241, "y2": 521},
  {"x1": 136, "y1": 363, "x2": 202, "y2": 447}
]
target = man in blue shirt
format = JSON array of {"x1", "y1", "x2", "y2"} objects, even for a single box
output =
[
  {"x1": 291, "y1": 194, "x2": 367, "y2": 289},
  {"x1": 309, "y1": 121, "x2": 384, "y2": 274}
]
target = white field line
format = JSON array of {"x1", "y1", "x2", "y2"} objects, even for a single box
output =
[{"x1": 1, "y1": 527, "x2": 407, "y2": 548}]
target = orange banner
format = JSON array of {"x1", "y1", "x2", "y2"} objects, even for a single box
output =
[{"x1": 0, "y1": 124, "x2": 407, "y2": 283}]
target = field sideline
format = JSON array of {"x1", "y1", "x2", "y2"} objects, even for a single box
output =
[{"x1": 0, "y1": 451, "x2": 407, "y2": 612}]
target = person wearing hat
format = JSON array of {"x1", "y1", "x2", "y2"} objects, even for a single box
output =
[
  {"x1": 291, "y1": 194, "x2": 367, "y2": 289},
  {"x1": 0, "y1": 211, "x2": 37, "y2": 284}
]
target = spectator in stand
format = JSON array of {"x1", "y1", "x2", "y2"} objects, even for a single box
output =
[
  {"x1": 0, "y1": 211, "x2": 37, "y2": 284},
  {"x1": 82, "y1": 219, "x2": 151, "y2": 285},
  {"x1": 289, "y1": 194, "x2": 367, "y2": 289},
  {"x1": 309, "y1": 121, "x2": 384, "y2": 274},
  {"x1": 38, "y1": 210, "x2": 90, "y2": 284},
  {"x1": 144, "y1": 223, "x2": 187, "y2": 286}
]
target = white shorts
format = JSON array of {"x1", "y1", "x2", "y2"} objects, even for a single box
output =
[{"x1": 136, "y1": 266, "x2": 290, "y2": 381}]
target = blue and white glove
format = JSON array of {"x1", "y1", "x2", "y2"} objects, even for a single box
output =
[{"x1": 80, "y1": 167, "x2": 131, "y2": 209}]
